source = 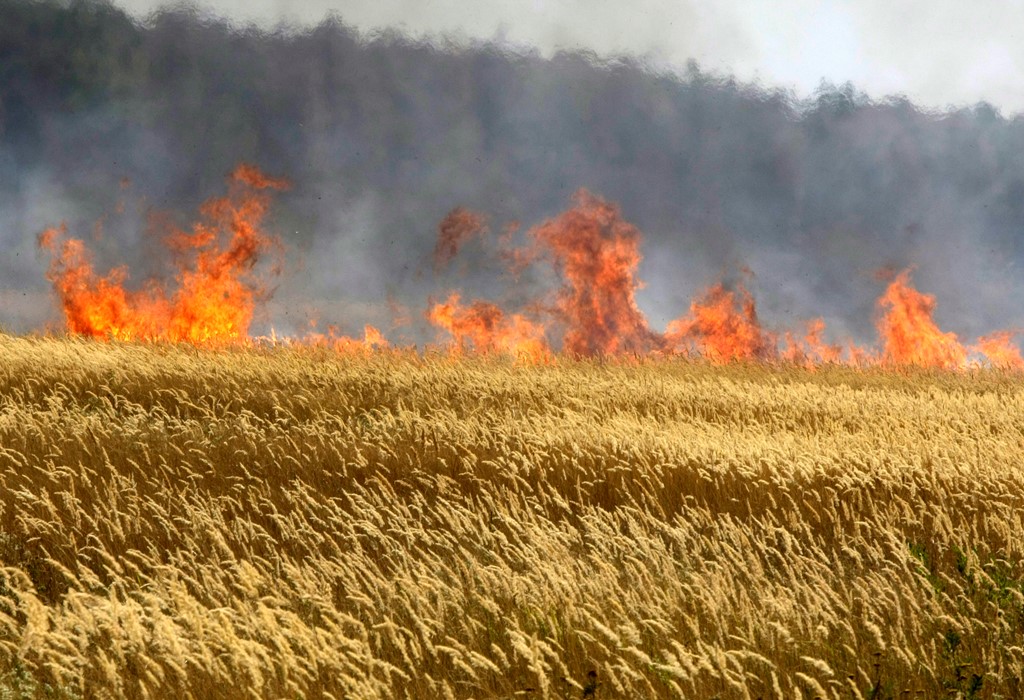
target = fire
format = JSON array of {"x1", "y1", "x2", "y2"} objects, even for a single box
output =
[
  {"x1": 426, "y1": 191, "x2": 1024, "y2": 369},
  {"x1": 363, "y1": 324, "x2": 389, "y2": 349},
  {"x1": 530, "y1": 190, "x2": 663, "y2": 357},
  {"x1": 304, "y1": 324, "x2": 390, "y2": 352},
  {"x1": 40, "y1": 164, "x2": 288, "y2": 345},
  {"x1": 427, "y1": 190, "x2": 663, "y2": 359},
  {"x1": 37, "y1": 169, "x2": 1024, "y2": 370},
  {"x1": 975, "y1": 331, "x2": 1024, "y2": 370},
  {"x1": 876, "y1": 269, "x2": 967, "y2": 369},
  {"x1": 427, "y1": 292, "x2": 549, "y2": 362},
  {"x1": 782, "y1": 318, "x2": 843, "y2": 367},
  {"x1": 38, "y1": 226, "x2": 156, "y2": 341},
  {"x1": 665, "y1": 283, "x2": 774, "y2": 363}
]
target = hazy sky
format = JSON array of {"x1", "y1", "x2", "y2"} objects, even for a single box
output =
[{"x1": 111, "y1": 0, "x2": 1024, "y2": 115}]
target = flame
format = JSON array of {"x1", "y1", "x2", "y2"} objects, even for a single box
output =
[
  {"x1": 876, "y1": 269, "x2": 967, "y2": 369},
  {"x1": 530, "y1": 190, "x2": 663, "y2": 357},
  {"x1": 844, "y1": 343, "x2": 875, "y2": 368},
  {"x1": 36, "y1": 170, "x2": 1024, "y2": 371},
  {"x1": 975, "y1": 331, "x2": 1024, "y2": 370},
  {"x1": 40, "y1": 164, "x2": 287, "y2": 345},
  {"x1": 427, "y1": 191, "x2": 1024, "y2": 370},
  {"x1": 38, "y1": 226, "x2": 154, "y2": 340},
  {"x1": 427, "y1": 292, "x2": 549, "y2": 362},
  {"x1": 363, "y1": 324, "x2": 389, "y2": 349},
  {"x1": 782, "y1": 318, "x2": 844, "y2": 367},
  {"x1": 665, "y1": 283, "x2": 774, "y2": 363},
  {"x1": 299, "y1": 324, "x2": 391, "y2": 353}
]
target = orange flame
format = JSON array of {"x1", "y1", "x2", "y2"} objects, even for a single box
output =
[
  {"x1": 37, "y1": 170, "x2": 1024, "y2": 372},
  {"x1": 38, "y1": 226, "x2": 153, "y2": 340},
  {"x1": 362, "y1": 324, "x2": 389, "y2": 349},
  {"x1": 782, "y1": 318, "x2": 843, "y2": 367},
  {"x1": 313, "y1": 324, "x2": 390, "y2": 352},
  {"x1": 530, "y1": 190, "x2": 663, "y2": 357},
  {"x1": 261, "y1": 324, "x2": 390, "y2": 353},
  {"x1": 427, "y1": 292, "x2": 549, "y2": 362},
  {"x1": 876, "y1": 269, "x2": 967, "y2": 369},
  {"x1": 40, "y1": 164, "x2": 287, "y2": 345},
  {"x1": 844, "y1": 342, "x2": 875, "y2": 368},
  {"x1": 665, "y1": 283, "x2": 774, "y2": 363},
  {"x1": 975, "y1": 331, "x2": 1024, "y2": 370}
]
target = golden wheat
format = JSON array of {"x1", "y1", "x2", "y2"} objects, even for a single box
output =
[{"x1": 0, "y1": 334, "x2": 1022, "y2": 698}]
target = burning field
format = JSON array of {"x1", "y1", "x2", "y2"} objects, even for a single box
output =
[
  {"x1": 30, "y1": 162, "x2": 1024, "y2": 369},
  {"x1": 6, "y1": 2, "x2": 1024, "y2": 698},
  {"x1": 0, "y1": 164, "x2": 1020, "y2": 699}
]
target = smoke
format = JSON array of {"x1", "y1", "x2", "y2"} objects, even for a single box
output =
[{"x1": 3, "y1": 0, "x2": 1024, "y2": 346}]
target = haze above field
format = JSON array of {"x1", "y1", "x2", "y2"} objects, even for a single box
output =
[
  {"x1": 4, "y1": 0, "x2": 1024, "y2": 349},
  {"x1": 113, "y1": 0, "x2": 1024, "y2": 115}
]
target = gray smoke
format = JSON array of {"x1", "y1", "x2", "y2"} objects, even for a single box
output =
[{"x1": 3, "y1": 0, "x2": 1023, "y2": 346}]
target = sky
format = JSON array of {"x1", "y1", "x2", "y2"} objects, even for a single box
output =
[{"x1": 111, "y1": 0, "x2": 1024, "y2": 115}]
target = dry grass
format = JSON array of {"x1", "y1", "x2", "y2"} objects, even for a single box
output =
[{"x1": 1, "y1": 334, "x2": 1023, "y2": 698}]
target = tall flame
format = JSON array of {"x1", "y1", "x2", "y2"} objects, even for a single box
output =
[
  {"x1": 40, "y1": 164, "x2": 287, "y2": 345},
  {"x1": 876, "y1": 269, "x2": 967, "y2": 369},
  {"x1": 38, "y1": 226, "x2": 158, "y2": 341},
  {"x1": 530, "y1": 190, "x2": 663, "y2": 357}
]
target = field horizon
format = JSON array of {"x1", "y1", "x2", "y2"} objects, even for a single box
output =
[{"x1": 1, "y1": 334, "x2": 1023, "y2": 698}]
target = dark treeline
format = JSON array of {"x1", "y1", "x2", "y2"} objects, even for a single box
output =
[{"x1": 2, "y1": 0, "x2": 1023, "y2": 341}]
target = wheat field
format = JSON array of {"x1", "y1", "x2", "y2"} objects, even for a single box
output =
[{"x1": 1, "y1": 334, "x2": 1023, "y2": 699}]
